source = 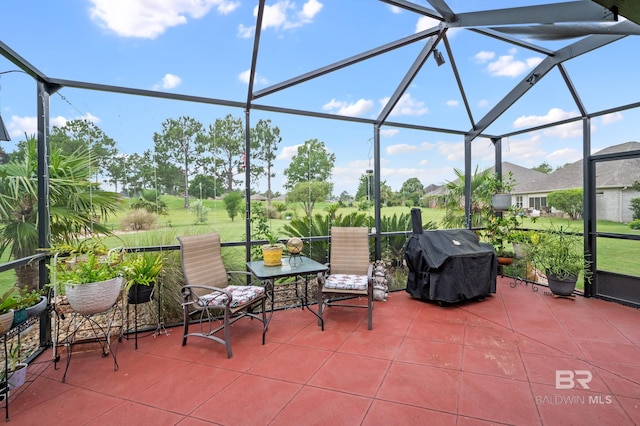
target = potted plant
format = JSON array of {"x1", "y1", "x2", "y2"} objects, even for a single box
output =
[
  {"x1": 508, "y1": 229, "x2": 536, "y2": 258},
  {"x1": 483, "y1": 208, "x2": 521, "y2": 265},
  {"x1": 51, "y1": 246, "x2": 124, "y2": 316},
  {"x1": 122, "y1": 252, "x2": 163, "y2": 304},
  {"x1": 529, "y1": 225, "x2": 592, "y2": 296},
  {"x1": 11, "y1": 287, "x2": 46, "y2": 327},
  {"x1": 2, "y1": 342, "x2": 27, "y2": 390},
  {"x1": 262, "y1": 231, "x2": 284, "y2": 266},
  {"x1": 487, "y1": 172, "x2": 515, "y2": 212},
  {"x1": 0, "y1": 289, "x2": 19, "y2": 335}
]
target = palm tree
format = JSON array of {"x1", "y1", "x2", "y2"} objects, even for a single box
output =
[
  {"x1": 0, "y1": 136, "x2": 122, "y2": 290},
  {"x1": 438, "y1": 166, "x2": 494, "y2": 229}
]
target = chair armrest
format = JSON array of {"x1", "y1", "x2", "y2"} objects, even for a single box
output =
[
  {"x1": 367, "y1": 263, "x2": 374, "y2": 281},
  {"x1": 181, "y1": 285, "x2": 232, "y2": 308}
]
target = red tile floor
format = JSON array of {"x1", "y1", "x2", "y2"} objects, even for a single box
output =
[{"x1": 6, "y1": 276, "x2": 640, "y2": 425}]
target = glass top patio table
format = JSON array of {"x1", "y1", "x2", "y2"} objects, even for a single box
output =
[
  {"x1": 246, "y1": 257, "x2": 328, "y2": 327},
  {"x1": 246, "y1": 256, "x2": 328, "y2": 280}
]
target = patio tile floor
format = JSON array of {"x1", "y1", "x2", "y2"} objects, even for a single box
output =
[{"x1": 5, "y1": 276, "x2": 640, "y2": 425}]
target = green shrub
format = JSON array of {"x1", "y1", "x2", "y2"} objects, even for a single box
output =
[
  {"x1": 630, "y1": 219, "x2": 640, "y2": 230},
  {"x1": 630, "y1": 197, "x2": 640, "y2": 220},
  {"x1": 121, "y1": 209, "x2": 159, "y2": 231},
  {"x1": 189, "y1": 199, "x2": 210, "y2": 224}
]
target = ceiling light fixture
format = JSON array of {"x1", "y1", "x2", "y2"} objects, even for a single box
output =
[
  {"x1": 0, "y1": 113, "x2": 10, "y2": 141},
  {"x1": 434, "y1": 49, "x2": 446, "y2": 67}
]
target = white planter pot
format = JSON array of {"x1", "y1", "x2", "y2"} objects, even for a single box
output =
[
  {"x1": 65, "y1": 277, "x2": 123, "y2": 315},
  {"x1": 26, "y1": 296, "x2": 48, "y2": 319},
  {"x1": 8, "y1": 363, "x2": 28, "y2": 389},
  {"x1": 492, "y1": 193, "x2": 512, "y2": 211}
]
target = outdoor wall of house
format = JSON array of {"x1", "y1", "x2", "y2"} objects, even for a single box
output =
[{"x1": 596, "y1": 188, "x2": 639, "y2": 223}]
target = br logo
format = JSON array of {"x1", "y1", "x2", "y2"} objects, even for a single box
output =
[{"x1": 555, "y1": 370, "x2": 592, "y2": 390}]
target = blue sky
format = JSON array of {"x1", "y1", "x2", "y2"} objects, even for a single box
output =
[{"x1": 1, "y1": 0, "x2": 639, "y2": 196}]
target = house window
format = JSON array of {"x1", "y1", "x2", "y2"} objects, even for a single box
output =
[
  {"x1": 515, "y1": 196, "x2": 523, "y2": 208},
  {"x1": 529, "y1": 197, "x2": 547, "y2": 211}
]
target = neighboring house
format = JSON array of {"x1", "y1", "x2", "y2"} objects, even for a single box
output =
[
  {"x1": 250, "y1": 194, "x2": 268, "y2": 201},
  {"x1": 423, "y1": 184, "x2": 443, "y2": 208},
  {"x1": 506, "y1": 142, "x2": 640, "y2": 223}
]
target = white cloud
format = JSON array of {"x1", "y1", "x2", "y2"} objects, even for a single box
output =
[
  {"x1": 545, "y1": 122, "x2": 590, "y2": 139},
  {"x1": 389, "y1": 5, "x2": 402, "y2": 14},
  {"x1": 152, "y1": 73, "x2": 182, "y2": 90},
  {"x1": 512, "y1": 108, "x2": 590, "y2": 139},
  {"x1": 261, "y1": 1, "x2": 289, "y2": 29},
  {"x1": 477, "y1": 99, "x2": 489, "y2": 108},
  {"x1": 322, "y1": 98, "x2": 374, "y2": 117},
  {"x1": 89, "y1": 0, "x2": 238, "y2": 39},
  {"x1": 386, "y1": 143, "x2": 418, "y2": 155},
  {"x1": 380, "y1": 93, "x2": 428, "y2": 117},
  {"x1": 8, "y1": 113, "x2": 97, "y2": 138},
  {"x1": 500, "y1": 134, "x2": 546, "y2": 162},
  {"x1": 436, "y1": 139, "x2": 493, "y2": 162},
  {"x1": 484, "y1": 50, "x2": 543, "y2": 78},
  {"x1": 245, "y1": 0, "x2": 323, "y2": 35},
  {"x1": 474, "y1": 51, "x2": 495, "y2": 63},
  {"x1": 513, "y1": 108, "x2": 578, "y2": 128},
  {"x1": 300, "y1": 0, "x2": 323, "y2": 24},
  {"x1": 238, "y1": 69, "x2": 268, "y2": 85},
  {"x1": 278, "y1": 144, "x2": 301, "y2": 160},
  {"x1": 415, "y1": 16, "x2": 440, "y2": 33},
  {"x1": 237, "y1": 24, "x2": 254, "y2": 38},
  {"x1": 82, "y1": 112, "x2": 101, "y2": 124},
  {"x1": 380, "y1": 128, "x2": 399, "y2": 137},
  {"x1": 50, "y1": 115, "x2": 68, "y2": 128},
  {"x1": 601, "y1": 111, "x2": 623, "y2": 125},
  {"x1": 486, "y1": 55, "x2": 526, "y2": 77},
  {"x1": 420, "y1": 142, "x2": 436, "y2": 150},
  {"x1": 547, "y1": 147, "x2": 581, "y2": 164},
  {"x1": 162, "y1": 73, "x2": 182, "y2": 89},
  {"x1": 8, "y1": 115, "x2": 37, "y2": 138},
  {"x1": 445, "y1": 100, "x2": 459, "y2": 107}
]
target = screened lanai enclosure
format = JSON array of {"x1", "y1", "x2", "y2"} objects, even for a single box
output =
[{"x1": 1, "y1": 0, "x2": 640, "y2": 318}]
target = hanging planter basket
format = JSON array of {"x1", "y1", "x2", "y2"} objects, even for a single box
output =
[
  {"x1": 491, "y1": 193, "x2": 512, "y2": 211},
  {"x1": 65, "y1": 276, "x2": 123, "y2": 315}
]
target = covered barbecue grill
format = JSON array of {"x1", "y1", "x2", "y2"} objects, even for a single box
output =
[{"x1": 404, "y1": 209, "x2": 497, "y2": 304}]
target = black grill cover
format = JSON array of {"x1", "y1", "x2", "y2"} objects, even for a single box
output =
[{"x1": 405, "y1": 209, "x2": 497, "y2": 303}]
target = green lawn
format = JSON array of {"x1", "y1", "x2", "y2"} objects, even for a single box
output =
[{"x1": 1, "y1": 196, "x2": 638, "y2": 293}]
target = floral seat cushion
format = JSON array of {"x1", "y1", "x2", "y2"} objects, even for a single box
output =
[
  {"x1": 324, "y1": 274, "x2": 368, "y2": 291},
  {"x1": 197, "y1": 285, "x2": 265, "y2": 308}
]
